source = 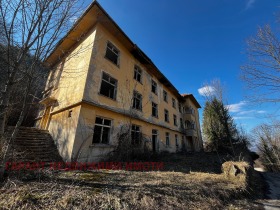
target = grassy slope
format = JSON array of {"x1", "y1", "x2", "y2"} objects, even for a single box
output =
[{"x1": 0, "y1": 153, "x2": 265, "y2": 210}]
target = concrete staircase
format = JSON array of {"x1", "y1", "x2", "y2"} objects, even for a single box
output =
[{"x1": 5, "y1": 127, "x2": 63, "y2": 164}]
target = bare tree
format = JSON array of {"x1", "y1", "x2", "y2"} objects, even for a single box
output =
[
  {"x1": 252, "y1": 121, "x2": 280, "y2": 172},
  {"x1": 241, "y1": 24, "x2": 280, "y2": 103},
  {"x1": 0, "y1": 0, "x2": 85, "y2": 177}
]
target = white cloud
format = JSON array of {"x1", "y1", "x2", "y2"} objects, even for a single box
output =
[
  {"x1": 226, "y1": 101, "x2": 247, "y2": 113},
  {"x1": 198, "y1": 86, "x2": 215, "y2": 97},
  {"x1": 233, "y1": 116, "x2": 254, "y2": 120},
  {"x1": 246, "y1": 0, "x2": 256, "y2": 9},
  {"x1": 256, "y1": 110, "x2": 266, "y2": 114}
]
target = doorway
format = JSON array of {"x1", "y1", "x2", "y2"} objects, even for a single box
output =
[
  {"x1": 152, "y1": 129, "x2": 158, "y2": 152},
  {"x1": 40, "y1": 106, "x2": 51, "y2": 129}
]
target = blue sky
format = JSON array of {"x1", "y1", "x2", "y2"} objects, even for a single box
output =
[{"x1": 86, "y1": 0, "x2": 280, "y2": 133}]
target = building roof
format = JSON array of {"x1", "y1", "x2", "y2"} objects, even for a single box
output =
[
  {"x1": 181, "y1": 94, "x2": 201, "y2": 108},
  {"x1": 45, "y1": 0, "x2": 201, "y2": 107}
]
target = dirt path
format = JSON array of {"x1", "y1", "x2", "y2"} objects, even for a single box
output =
[{"x1": 255, "y1": 168, "x2": 280, "y2": 210}]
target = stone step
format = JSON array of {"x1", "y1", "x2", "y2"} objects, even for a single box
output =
[{"x1": 5, "y1": 126, "x2": 63, "y2": 164}]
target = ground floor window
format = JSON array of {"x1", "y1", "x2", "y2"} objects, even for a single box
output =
[
  {"x1": 92, "y1": 117, "x2": 111, "y2": 144},
  {"x1": 131, "y1": 124, "x2": 141, "y2": 145},
  {"x1": 166, "y1": 132, "x2": 170, "y2": 146}
]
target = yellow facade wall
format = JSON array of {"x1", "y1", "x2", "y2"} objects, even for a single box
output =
[
  {"x1": 84, "y1": 23, "x2": 183, "y2": 133},
  {"x1": 72, "y1": 103, "x2": 184, "y2": 162},
  {"x1": 37, "y1": 21, "x2": 203, "y2": 162}
]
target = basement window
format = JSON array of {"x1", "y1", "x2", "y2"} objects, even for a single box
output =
[
  {"x1": 99, "y1": 72, "x2": 118, "y2": 100},
  {"x1": 92, "y1": 117, "x2": 111, "y2": 144},
  {"x1": 134, "y1": 65, "x2": 142, "y2": 83},
  {"x1": 132, "y1": 91, "x2": 142, "y2": 111},
  {"x1": 131, "y1": 124, "x2": 141, "y2": 145},
  {"x1": 105, "y1": 41, "x2": 120, "y2": 66},
  {"x1": 68, "y1": 110, "x2": 72, "y2": 118}
]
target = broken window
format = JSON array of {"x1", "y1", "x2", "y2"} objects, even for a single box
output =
[
  {"x1": 132, "y1": 91, "x2": 142, "y2": 111},
  {"x1": 172, "y1": 98, "x2": 176, "y2": 109},
  {"x1": 179, "y1": 103, "x2": 182, "y2": 113},
  {"x1": 175, "y1": 134, "x2": 178, "y2": 146},
  {"x1": 105, "y1": 41, "x2": 120, "y2": 66},
  {"x1": 180, "y1": 118, "x2": 183, "y2": 128},
  {"x1": 93, "y1": 117, "x2": 111, "y2": 144},
  {"x1": 151, "y1": 80, "x2": 157, "y2": 94},
  {"x1": 163, "y1": 90, "x2": 168, "y2": 102},
  {"x1": 152, "y1": 102, "x2": 158, "y2": 117},
  {"x1": 164, "y1": 109, "x2": 169, "y2": 122},
  {"x1": 173, "y1": 114, "x2": 177, "y2": 126},
  {"x1": 166, "y1": 132, "x2": 170, "y2": 146},
  {"x1": 134, "y1": 65, "x2": 142, "y2": 83},
  {"x1": 131, "y1": 124, "x2": 141, "y2": 145},
  {"x1": 99, "y1": 72, "x2": 117, "y2": 100}
]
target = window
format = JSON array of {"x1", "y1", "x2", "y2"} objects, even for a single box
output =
[
  {"x1": 152, "y1": 102, "x2": 158, "y2": 118},
  {"x1": 151, "y1": 80, "x2": 157, "y2": 94},
  {"x1": 68, "y1": 110, "x2": 72, "y2": 118},
  {"x1": 172, "y1": 98, "x2": 176, "y2": 108},
  {"x1": 163, "y1": 90, "x2": 168, "y2": 102},
  {"x1": 166, "y1": 132, "x2": 170, "y2": 146},
  {"x1": 99, "y1": 72, "x2": 117, "y2": 100},
  {"x1": 180, "y1": 118, "x2": 183, "y2": 128},
  {"x1": 132, "y1": 91, "x2": 142, "y2": 111},
  {"x1": 131, "y1": 124, "x2": 141, "y2": 145},
  {"x1": 175, "y1": 134, "x2": 178, "y2": 146},
  {"x1": 186, "y1": 120, "x2": 195, "y2": 129},
  {"x1": 164, "y1": 109, "x2": 169, "y2": 122},
  {"x1": 173, "y1": 114, "x2": 177, "y2": 126},
  {"x1": 134, "y1": 65, "x2": 142, "y2": 83},
  {"x1": 179, "y1": 104, "x2": 182, "y2": 113},
  {"x1": 93, "y1": 117, "x2": 111, "y2": 144},
  {"x1": 105, "y1": 41, "x2": 120, "y2": 66}
]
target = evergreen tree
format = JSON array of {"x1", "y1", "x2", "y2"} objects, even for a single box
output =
[{"x1": 202, "y1": 97, "x2": 238, "y2": 152}]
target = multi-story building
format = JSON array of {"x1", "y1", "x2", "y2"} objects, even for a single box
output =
[{"x1": 35, "y1": 1, "x2": 203, "y2": 162}]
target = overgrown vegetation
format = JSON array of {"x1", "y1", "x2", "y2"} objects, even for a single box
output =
[
  {"x1": 0, "y1": 153, "x2": 264, "y2": 210},
  {"x1": 108, "y1": 124, "x2": 153, "y2": 161},
  {"x1": 201, "y1": 80, "x2": 249, "y2": 154},
  {"x1": 252, "y1": 122, "x2": 280, "y2": 172}
]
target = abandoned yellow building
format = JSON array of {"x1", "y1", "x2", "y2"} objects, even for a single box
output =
[{"x1": 35, "y1": 1, "x2": 203, "y2": 162}]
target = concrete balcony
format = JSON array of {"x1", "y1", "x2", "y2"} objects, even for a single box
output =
[{"x1": 185, "y1": 128, "x2": 197, "y2": 137}]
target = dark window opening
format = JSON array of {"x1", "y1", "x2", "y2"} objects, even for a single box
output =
[
  {"x1": 99, "y1": 72, "x2": 117, "y2": 100},
  {"x1": 131, "y1": 124, "x2": 141, "y2": 145},
  {"x1": 151, "y1": 80, "x2": 157, "y2": 94},
  {"x1": 152, "y1": 102, "x2": 158, "y2": 117},
  {"x1": 134, "y1": 65, "x2": 142, "y2": 83},
  {"x1": 105, "y1": 41, "x2": 120, "y2": 66},
  {"x1": 93, "y1": 117, "x2": 111, "y2": 144},
  {"x1": 166, "y1": 132, "x2": 170, "y2": 146},
  {"x1": 173, "y1": 114, "x2": 177, "y2": 126},
  {"x1": 132, "y1": 91, "x2": 142, "y2": 111},
  {"x1": 163, "y1": 90, "x2": 168, "y2": 102},
  {"x1": 164, "y1": 109, "x2": 169, "y2": 122},
  {"x1": 172, "y1": 98, "x2": 176, "y2": 109}
]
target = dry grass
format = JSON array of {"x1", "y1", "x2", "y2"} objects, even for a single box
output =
[{"x1": 0, "y1": 153, "x2": 264, "y2": 209}]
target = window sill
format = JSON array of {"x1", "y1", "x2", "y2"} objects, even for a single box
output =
[
  {"x1": 99, "y1": 93, "x2": 117, "y2": 101},
  {"x1": 104, "y1": 56, "x2": 120, "y2": 68},
  {"x1": 132, "y1": 107, "x2": 142, "y2": 112}
]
